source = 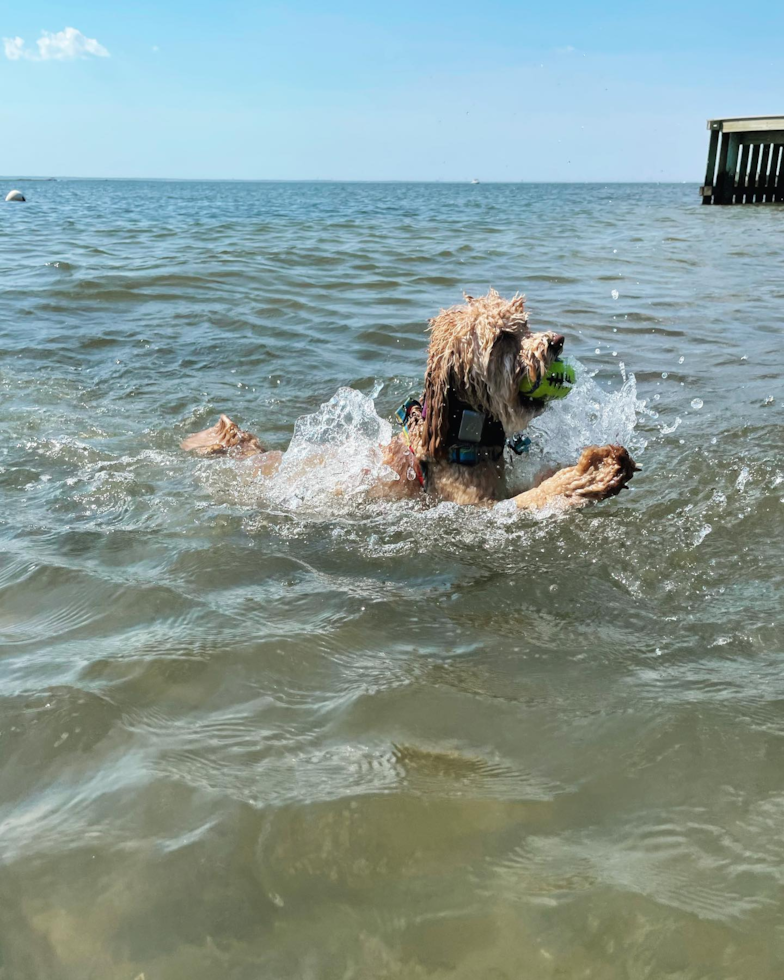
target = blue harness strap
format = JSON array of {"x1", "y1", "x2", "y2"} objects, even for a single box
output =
[
  {"x1": 507, "y1": 435, "x2": 532, "y2": 456},
  {"x1": 447, "y1": 435, "x2": 531, "y2": 466}
]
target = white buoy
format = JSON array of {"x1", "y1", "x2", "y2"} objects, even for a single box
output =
[{"x1": 5, "y1": 190, "x2": 25, "y2": 202}]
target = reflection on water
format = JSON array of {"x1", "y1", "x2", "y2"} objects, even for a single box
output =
[{"x1": 1, "y1": 181, "x2": 783, "y2": 978}]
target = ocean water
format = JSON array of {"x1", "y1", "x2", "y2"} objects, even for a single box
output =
[{"x1": 1, "y1": 180, "x2": 783, "y2": 979}]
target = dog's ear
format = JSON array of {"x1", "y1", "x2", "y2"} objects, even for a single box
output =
[
  {"x1": 496, "y1": 293, "x2": 529, "y2": 335},
  {"x1": 423, "y1": 306, "x2": 459, "y2": 460},
  {"x1": 489, "y1": 328, "x2": 522, "y2": 386},
  {"x1": 421, "y1": 354, "x2": 451, "y2": 460}
]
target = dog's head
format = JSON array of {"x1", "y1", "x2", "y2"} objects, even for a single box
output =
[{"x1": 421, "y1": 290, "x2": 565, "y2": 459}]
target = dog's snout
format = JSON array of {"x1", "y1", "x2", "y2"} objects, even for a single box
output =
[{"x1": 549, "y1": 333, "x2": 565, "y2": 356}]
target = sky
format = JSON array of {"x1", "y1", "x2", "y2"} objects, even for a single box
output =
[{"x1": 2, "y1": 0, "x2": 783, "y2": 181}]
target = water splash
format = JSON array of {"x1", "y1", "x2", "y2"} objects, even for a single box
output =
[
  {"x1": 236, "y1": 361, "x2": 647, "y2": 523},
  {"x1": 524, "y1": 358, "x2": 648, "y2": 465},
  {"x1": 261, "y1": 387, "x2": 399, "y2": 511}
]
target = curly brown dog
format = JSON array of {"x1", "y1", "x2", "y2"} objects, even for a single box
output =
[{"x1": 182, "y1": 290, "x2": 638, "y2": 510}]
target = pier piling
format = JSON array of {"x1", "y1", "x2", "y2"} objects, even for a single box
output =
[{"x1": 701, "y1": 117, "x2": 784, "y2": 204}]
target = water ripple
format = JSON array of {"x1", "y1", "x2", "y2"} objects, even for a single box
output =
[{"x1": 1, "y1": 180, "x2": 784, "y2": 978}]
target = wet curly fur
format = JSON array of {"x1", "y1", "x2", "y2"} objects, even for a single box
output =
[{"x1": 182, "y1": 290, "x2": 638, "y2": 510}]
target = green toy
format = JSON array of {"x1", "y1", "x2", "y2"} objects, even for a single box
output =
[{"x1": 519, "y1": 359, "x2": 576, "y2": 400}]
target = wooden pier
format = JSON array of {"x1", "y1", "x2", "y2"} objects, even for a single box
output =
[{"x1": 701, "y1": 116, "x2": 784, "y2": 204}]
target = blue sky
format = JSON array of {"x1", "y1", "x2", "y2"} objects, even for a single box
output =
[{"x1": 2, "y1": 1, "x2": 783, "y2": 180}]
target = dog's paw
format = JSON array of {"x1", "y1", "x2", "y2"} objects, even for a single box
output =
[
  {"x1": 181, "y1": 414, "x2": 239, "y2": 453},
  {"x1": 513, "y1": 444, "x2": 639, "y2": 511},
  {"x1": 181, "y1": 414, "x2": 265, "y2": 457},
  {"x1": 567, "y1": 444, "x2": 639, "y2": 501}
]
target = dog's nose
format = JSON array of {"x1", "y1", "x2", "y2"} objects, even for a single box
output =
[{"x1": 549, "y1": 334, "x2": 565, "y2": 355}]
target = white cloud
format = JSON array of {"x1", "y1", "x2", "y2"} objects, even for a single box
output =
[
  {"x1": 2, "y1": 26, "x2": 109, "y2": 61},
  {"x1": 3, "y1": 36, "x2": 25, "y2": 60},
  {"x1": 37, "y1": 26, "x2": 109, "y2": 60}
]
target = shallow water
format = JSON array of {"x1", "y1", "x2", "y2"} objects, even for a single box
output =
[{"x1": 1, "y1": 180, "x2": 783, "y2": 979}]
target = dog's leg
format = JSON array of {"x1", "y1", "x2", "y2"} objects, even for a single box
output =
[
  {"x1": 181, "y1": 414, "x2": 266, "y2": 458},
  {"x1": 532, "y1": 465, "x2": 559, "y2": 488},
  {"x1": 512, "y1": 445, "x2": 639, "y2": 511}
]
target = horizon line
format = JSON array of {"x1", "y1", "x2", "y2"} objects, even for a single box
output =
[{"x1": 3, "y1": 176, "x2": 698, "y2": 185}]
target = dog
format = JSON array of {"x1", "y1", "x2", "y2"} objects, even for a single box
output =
[{"x1": 182, "y1": 290, "x2": 638, "y2": 510}]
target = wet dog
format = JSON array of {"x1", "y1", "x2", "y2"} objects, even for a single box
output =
[{"x1": 182, "y1": 290, "x2": 638, "y2": 510}]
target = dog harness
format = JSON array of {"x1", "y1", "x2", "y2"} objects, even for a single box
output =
[{"x1": 395, "y1": 396, "x2": 531, "y2": 480}]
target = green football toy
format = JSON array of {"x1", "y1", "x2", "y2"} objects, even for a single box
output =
[{"x1": 519, "y1": 359, "x2": 576, "y2": 400}]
